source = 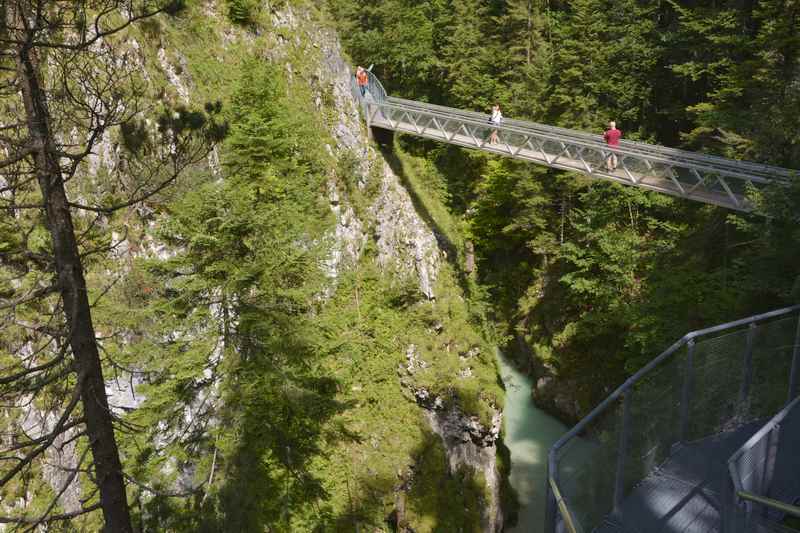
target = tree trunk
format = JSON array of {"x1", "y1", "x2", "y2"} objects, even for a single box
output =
[
  {"x1": 16, "y1": 40, "x2": 133, "y2": 533},
  {"x1": 465, "y1": 240, "x2": 475, "y2": 274}
]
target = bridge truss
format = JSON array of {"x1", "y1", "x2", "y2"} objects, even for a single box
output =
[{"x1": 353, "y1": 72, "x2": 796, "y2": 212}]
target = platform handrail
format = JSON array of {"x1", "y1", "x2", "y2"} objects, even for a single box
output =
[
  {"x1": 736, "y1": 491, "x2": 800, "y2": 518},
  {"x1": 549, "y1": 476, "x2": 582, "y2": 533},
  {"x1": 550, "y1": 305, "x2": 800, "y2": 460},
  {"x1": 545, "y1": 304, "x2": 800, "y2": 533}
]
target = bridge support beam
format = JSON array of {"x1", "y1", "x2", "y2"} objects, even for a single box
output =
[
  {"x1": 789, "y1": 314, "x2": 800, "y2": 402},
  {"x1": 370, "y1": 125, "x2": 394, "y2": 146},
  {"x1": 613, "y1": 391, "x2": 633, "y2": 515}
]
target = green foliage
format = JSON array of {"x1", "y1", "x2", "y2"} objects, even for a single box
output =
[
  {"x1": 156, "y1": 103, "x2": 228, "y2": 142},
  {"x1": 284, "y1": 252, "x2": 500, "y2": 530},
  {"x1": 326, "y1": 0, "x2": 443, "y2": 100},
  {"x1": 87, "y1": 23, "x2": 501, "y2": 528},
  {"x1": 226, "y1": 0, "x2": 259, "y2": 25},
  {"x1": 404, "y1": 431, "x2": 486, "y2": 531},
  {"x1": 94, "y1": 54, "x2": 337, "y2": 530},
  {"x1": 120, "y1": 118, "x2": 149, "y2": 153},
  {"x1": 3, "y1": 2, "x2": 507, "y2": 531},
  {"x1": 667, "y1": 0, "x2": 800, "y2": 163},
  {"x1": 163, "y1": 0, "x2": 188, "y2": 16},
  {"x1": 335, "y1": 148, "x2": 382, "y2": 222}
]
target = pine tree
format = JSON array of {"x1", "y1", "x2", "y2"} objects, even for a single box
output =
[
  {"x1": 0, "y1": 1, "x2": 221, "y2": 529},
  {"x1": 439, "y1": 0, "x2": 506, "y2": 110},
  {"x1": 499, "y1": 0, "x2": 553, "y2": 119}
]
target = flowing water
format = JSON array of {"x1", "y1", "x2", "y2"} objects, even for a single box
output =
[{"x1": 497, "y1": 351, "x2": 568, "y2": 533}]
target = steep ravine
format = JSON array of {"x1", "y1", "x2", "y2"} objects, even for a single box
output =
[
  {"x1": 312, "y1": 17, "x2": 579, "y2": 527},
  {"x1": 3, "y1": 3, "x2": 513, "y2": 529},
  {"x1": 313, "y1": 11, "x2": 571, "y2": 525},
  {"x1": 301, "y1": 10, "x2": 508, "y2": 528}
]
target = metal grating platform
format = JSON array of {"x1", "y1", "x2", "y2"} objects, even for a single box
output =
[
  {"x1": 597, "y1": 424, "x2": 759, "y2": 533},
  {"x1": 595, "y1": 415, "x2": 800, "y2": 533}
]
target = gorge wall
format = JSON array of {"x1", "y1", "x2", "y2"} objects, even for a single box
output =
[
  {"x1": 271, "y1": 5, "x2": 506, "y2": 529},
  {"x1": 0, "y1": 1, "x2": 510, "y2": 531}
]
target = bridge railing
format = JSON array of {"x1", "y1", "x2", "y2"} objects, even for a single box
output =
[
  {"x1": 726, "y1": 396, "x2": 800, "y2": 533},
  {"x1": 384, "y1": 96, "x2": 796, "y2": 182},
  {"x1": 350, "y1": 68, "x2": 387, "y2": 114},
  {"x1": 364, "y1": 98, "x2": 765, "y2": 210},
  {"x1": 545, "y1": 305, "x2": 800, "y2": 533}
]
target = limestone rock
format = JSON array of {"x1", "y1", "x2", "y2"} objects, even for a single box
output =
[{"x1": 423, "y1": 404, "x2": 504, "y2": 532}]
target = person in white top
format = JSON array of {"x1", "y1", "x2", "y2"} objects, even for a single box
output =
[{"x1": 489, "y1": 104, "x2": 503, "y2": 144}]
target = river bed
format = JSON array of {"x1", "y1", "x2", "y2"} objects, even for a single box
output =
[{"x1": 497, "y1": 352, "x2": 568, "y2": 533}]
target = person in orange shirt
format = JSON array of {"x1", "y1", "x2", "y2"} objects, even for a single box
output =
[{"x1": 356, "y1": 66, "x2": 369, "y2": 97}]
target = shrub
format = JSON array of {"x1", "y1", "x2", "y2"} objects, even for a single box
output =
[{"x1": 226, "y1": 0, "x2": 259, "y2": 25}]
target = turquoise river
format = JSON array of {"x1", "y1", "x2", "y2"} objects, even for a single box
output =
[{"x1": 497, "y1": 352, "x2": 568, "y2": 533}]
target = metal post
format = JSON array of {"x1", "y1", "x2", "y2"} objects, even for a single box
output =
[
  {"x1": 613, "y1": 391, "x2": 633, "y2": 514},
  {"x1": 366, "y1": 102, "x2": 373, "y2": 140},
  {"x1": 678, "y1": 339, "x2": 696, "y2": 443},
  {"x1": 759, "y1": 427, "x2": 779, "y2": 518},
  {"x1": 545, "y1": 452, "x2": 560, "y2": 533},
  {"x1": 722, "y1": 475, "x2": 739, "y2": 533},
  {"x1": 738, "y1": 323, "x2": 757, "y2": 405},
  {"x1": 789, "y1": 313, "x2": 800, "y2": 402}
]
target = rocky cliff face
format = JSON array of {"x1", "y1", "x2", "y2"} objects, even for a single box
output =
[
  {"x1": 533, "y1": 372, "x2": 583, "y2": 423},
  {"x1": 422, "y1": 406, "x2": 504, "y2": 530},
  {"x1": 272, "y1": 6, "x2": 441, "y2": 302},
  {"x1": 275, "y1": 7, "x2": 504, "y2": 529}
]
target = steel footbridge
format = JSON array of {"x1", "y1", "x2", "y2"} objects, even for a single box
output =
[{"x1": 352, "y1": 71, "x2": 796, "y2": 212}]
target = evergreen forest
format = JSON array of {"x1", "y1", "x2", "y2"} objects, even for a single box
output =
[{"x1": 0, "y1": 0, "x2": 798, "y2": 532}]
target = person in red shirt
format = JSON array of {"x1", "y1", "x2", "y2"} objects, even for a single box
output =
[
  {"x1": 603, "y1": 121, "x2": 622, "y2": 171},
  {"x1": 356, "y1": 66, "x2": 369, "y2": 97}
]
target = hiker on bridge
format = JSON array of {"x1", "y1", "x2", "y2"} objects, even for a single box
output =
[
  {"x1": 604, "y1": 121, "x2": 622, "y2": 171},
  {"x1": 356, "y1": 66, "x2": 369, "y2": 97},
  {"x1": 489, "y1": 104, "x2": 503, "y2": 144}
]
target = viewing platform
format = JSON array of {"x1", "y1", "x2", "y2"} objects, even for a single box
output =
[{"x1": 546, "y1": 306, "x2": 800, "y2": 533}]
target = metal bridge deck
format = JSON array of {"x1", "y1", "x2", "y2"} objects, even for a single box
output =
[
  {"x1": 595, "y1": 423, "x2": 761, "y2": 533},
  {"x1": 354, "y1": 73, "x2": 797, "y2": 212},
  {"x1": 595, "y1": 416, "x2": 800, "y2": 533}
]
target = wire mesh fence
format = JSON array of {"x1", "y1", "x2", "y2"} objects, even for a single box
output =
[
  {"x1": 546, "y1": 306, "x2": 800, "y2": 533},
  {"x1": 555, "y1": 399, "x2": 622, "y2": 531},
  {"x1": 727, "y1": 397, "x2": 800, "y2": 533}
]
